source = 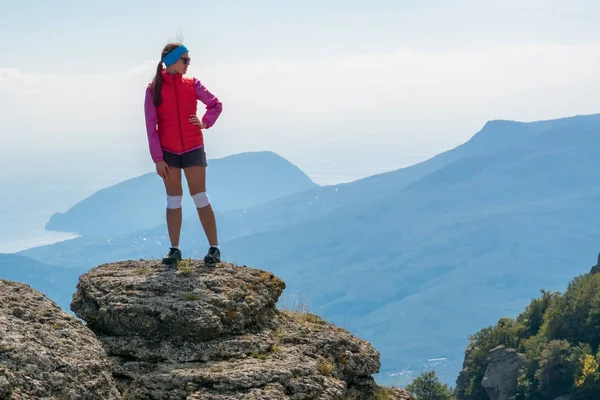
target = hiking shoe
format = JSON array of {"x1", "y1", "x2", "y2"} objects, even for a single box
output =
[
  {"x1": 162, "y1": 247, "x2": 182, "y2": 266},
  {"x1": 204, "y1": 246, "x2": 221, "y2": 264}
]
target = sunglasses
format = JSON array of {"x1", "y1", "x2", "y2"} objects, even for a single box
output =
[{"x1": 179, "y1": 57, "x2": 191, "y2": 65}]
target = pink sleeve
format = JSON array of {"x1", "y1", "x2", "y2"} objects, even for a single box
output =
[
  {"x1": 194, "y1": 78, "x2": 223, "y2": 128},
  {"x1": 144, "y1": 85, "x2": 163, "y2": 163}
]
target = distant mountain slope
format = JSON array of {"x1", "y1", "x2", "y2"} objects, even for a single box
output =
[
  {"x1": 221, "y1": 114, "x2": 600, "y2": 233},
  {"x1": 0, "y1": 253, "x2": 82, "y2": 312},
  {"x1": 45, "y1": 151, "x2": 318, "y2": 237},
  {"x1": 217, "y1": 115, "x2": 600, "y2": 384},
  {"x1": 19, "y1": 209, "x2": 240, "y2": 269}
]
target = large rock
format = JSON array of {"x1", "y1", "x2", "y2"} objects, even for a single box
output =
[
  {"x1": 72, "y1": 260, "x2": 413, "y2": 400},
  {"x1": 0, "y1": 279, "x2": 120, "y2": 400},
  {"x1": 71, "y1": 259, "x2": 285, "y2": 341},
  {"x1": 481, "y1": 346, "x2": 525, "y2": 400}
]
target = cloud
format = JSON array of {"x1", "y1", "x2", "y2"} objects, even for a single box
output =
[
  {"x1": 1, "y1": 43, "x2": 599, "y2": 156},
  {"x1": 216, "y1": 43, "x2": 600, "y2": 118},
  {"x1": 0, "y1": 63, "x2": 157, "y2": 152}
]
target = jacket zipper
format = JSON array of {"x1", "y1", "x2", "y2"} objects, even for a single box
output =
[{"x1": 173, "y1": 77, "x2": 185, "y2": 151}]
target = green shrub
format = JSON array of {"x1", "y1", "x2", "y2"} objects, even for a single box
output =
[{"x1": 407, "y1": 370, "x2": 455, "y2": 400}]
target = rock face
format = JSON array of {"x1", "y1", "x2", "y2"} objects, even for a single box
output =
[
  {"x1": 71, "y1": 259, "x2": 413, "y2": 400},
  {"x1": 481, "y1": 346, "x2": 525, "y2": 400},
  {"x1": 590, "y1": 252, "x2": 600, "y2": 274},
  {"x1": 0, "y1": 279, "x2": 120, "y2": 400}
]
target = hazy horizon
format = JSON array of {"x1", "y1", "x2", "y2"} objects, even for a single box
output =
[{"x1": 1, "y1": 1, "x2": 599, "y2": 183}]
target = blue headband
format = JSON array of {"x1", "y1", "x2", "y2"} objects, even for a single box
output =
[{"x1": 162, "y1": 45, "x2": 189, "y2": 67}]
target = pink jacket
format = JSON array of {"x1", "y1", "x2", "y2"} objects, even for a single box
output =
[{"x1": 144, "y1": 77, "x2": 223, "y2": 163}]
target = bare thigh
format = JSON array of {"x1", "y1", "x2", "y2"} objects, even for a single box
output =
[
  {"x1": 184, "y1": 166, "x2": 206, "y2": 195},
  {"x1": 163, "y1": 167, "x2": 183, "y2": 196}
]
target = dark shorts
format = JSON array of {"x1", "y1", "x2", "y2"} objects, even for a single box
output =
[{"x1": 163, "y1": 147, "x2": 208, "y2": 168}]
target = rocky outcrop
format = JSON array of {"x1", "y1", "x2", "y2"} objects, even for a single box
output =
[
  {"x1": 71, "y1": 259, "x2": 412, "y2": 400},
  {"x1": 481, "y1": 346, "x2": 525, "y2": 400},
  {"x1": 0, "y1": 279, "x2": 120, "y2": 400}
]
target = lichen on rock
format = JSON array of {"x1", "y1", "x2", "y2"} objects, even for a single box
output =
[
  {"x1": 0, "y1": 279, "x2": 120, "y2": 399},
  {"x1": 71, "y1": 259, "x2": 412, "y2": 399}
]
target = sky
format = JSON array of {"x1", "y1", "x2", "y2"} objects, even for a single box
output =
[{"x1": 1, "y1": 0, "x2": 599, "y2": 184}]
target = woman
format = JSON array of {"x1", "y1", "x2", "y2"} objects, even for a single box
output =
[{"x1": 144, "y1": 42, "x2": 223, "y2": 266}]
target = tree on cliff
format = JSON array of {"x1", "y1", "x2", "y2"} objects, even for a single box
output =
[
  {"x1": 455, "y1": 264, "x2": 600, "y2": 400},
  {"x1": 406, "y1": 370, "x2": 455, "y2": 400}
]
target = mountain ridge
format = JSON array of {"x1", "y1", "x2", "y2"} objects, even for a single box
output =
[{"x1": 45, "y1": 150, "x2": 318, "y2": 237}]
